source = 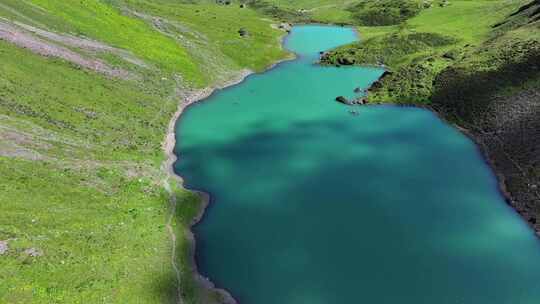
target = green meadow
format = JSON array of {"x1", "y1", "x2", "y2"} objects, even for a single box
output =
[
  {"x1": 321, "y1": 0, "x2": 539, "y2": 103},
  {"x1": 0, "y1": 0, "x2": 539, "y2": 303}
]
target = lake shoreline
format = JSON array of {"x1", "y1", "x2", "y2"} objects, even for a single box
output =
[
  {"x1": 162, "y1": 26, "x2": 296, "y2": 303},
  {"x1": 162, "y1": 68, "x2": 251, "y2": 304}
]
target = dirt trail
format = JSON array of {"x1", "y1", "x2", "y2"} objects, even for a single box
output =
[{"x1": 163, "y1": 180, "x2": 184, "y2": 304}]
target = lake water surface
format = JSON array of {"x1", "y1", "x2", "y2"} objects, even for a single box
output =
[{"x1": 175, "y1": 25, "x2": 540, "y2": 304}]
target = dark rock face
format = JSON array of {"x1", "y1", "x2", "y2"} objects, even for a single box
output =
[
  {"x1": 432, "y1": 44, "x2": 540, "y2": 232},
  {"x1": 370, "y1": 80, "x2": 383, "y2": 90},
  {"x1": 380, "y1": 70, "x2": 393, "y2": 78},
  {"x1": 335, "y1": 96, "x2": 367, "y2": 105},
  {"x1": 367, "y1": 70, "x2": 393, "y2": 92},
  {"x1": 463, "y1": 88, "x2": 540, "y2": 233}
]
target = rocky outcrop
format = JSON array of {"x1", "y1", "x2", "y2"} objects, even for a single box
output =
[
  {"x1": 335, "y1": 96, "x2": 367, "y2": 105},
  {"x1": 335, "y1": 96, "x2": 350, "y2": 104},
  {"x1": 0, "y1": 19, "x2": 136, "y2": 78}
]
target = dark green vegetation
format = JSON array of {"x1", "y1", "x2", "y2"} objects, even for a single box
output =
[
  {"x1": 321, "y1": 31, "x2": 457, "y2": 101},
  {"x1": 240, "y1": 0, "x2": 308, "y2": 22},
  {"x1": 347, "y1": 0, "x2": 423, "y2": 26},
  {"x1": 321, "y1": 0, "x2": 540, "y2": 232},
  {"x1": 243, "y1": 0, "x2": 428, "y2": 25},
  {"x1": 0, "y1": 0, "x2": 288, "y2": 303}
]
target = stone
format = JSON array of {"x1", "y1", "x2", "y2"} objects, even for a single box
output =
[
  {"x1": 335, "y1": 96, "x2": 350, "y2": 104},
  {"x1": 238, "y1": 28, "x2": 248, "y2": 37},
  {"x1": 0, "y1": 241, "x2": 8, "y2": 255},
  {"x1": 24, "y1": 247, "x2": 43, "y2": 257},
  {"x1": 356, "y1": 98, "x2": 366, "y2": 105}
]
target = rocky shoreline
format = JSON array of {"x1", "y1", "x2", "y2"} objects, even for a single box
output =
[
  {"x1": 361, "y1": 84, "x2": 540, "y2": 237},
  {"x1": 339, "y1": 65, "x2": 540, "y2": 236},
  {"x1": 432, "y1": 88, "x2": 540, "y2": 236}
]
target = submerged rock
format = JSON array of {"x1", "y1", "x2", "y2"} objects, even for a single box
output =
[
  {"x1": 335, "y1": 96, "x2": 350, "y2": 104},
  {"x1": 353, "y1": 97, "x2": 367, "y2": 105}
]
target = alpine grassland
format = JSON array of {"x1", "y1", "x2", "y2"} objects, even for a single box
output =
[{"x1": 0, "y1": 1, "x2": 287, "y2": 303}]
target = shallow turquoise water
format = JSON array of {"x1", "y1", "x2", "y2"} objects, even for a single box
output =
[{"x1": 175, "y1": 25, "x2": 540, "y2": 304}]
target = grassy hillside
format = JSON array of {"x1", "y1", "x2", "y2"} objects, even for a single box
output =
[
  {"x1": 0, "y1": 1, "x2": 288, "y2": 303},
  {"x1": 241, "y1": 0, "x2": 426, "y2": 25},
  {"x1": 321, "y1": 0, "x2": 530, "y2": 102},
  {"x1": 250, "y1": 0, "x2": 354, "y2": 23}
]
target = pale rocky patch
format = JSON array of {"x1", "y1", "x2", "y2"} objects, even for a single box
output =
[
  {"x1": 0, "y1": 240, "x2": 8, "y2": 255},
  {"x1": 0, "y1": 19, "x2": 132, "y2": 78},
  {"x1": 14, "y1": 21, "x2": 149, "y2": 68},
  {"x1": 24, "y1": 247, "x2": 43, "y2": 257}
]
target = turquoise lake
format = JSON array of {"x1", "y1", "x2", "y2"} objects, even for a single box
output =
[{"x1": 174, "y1": 25, "x2": 540, "y2": 303}]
